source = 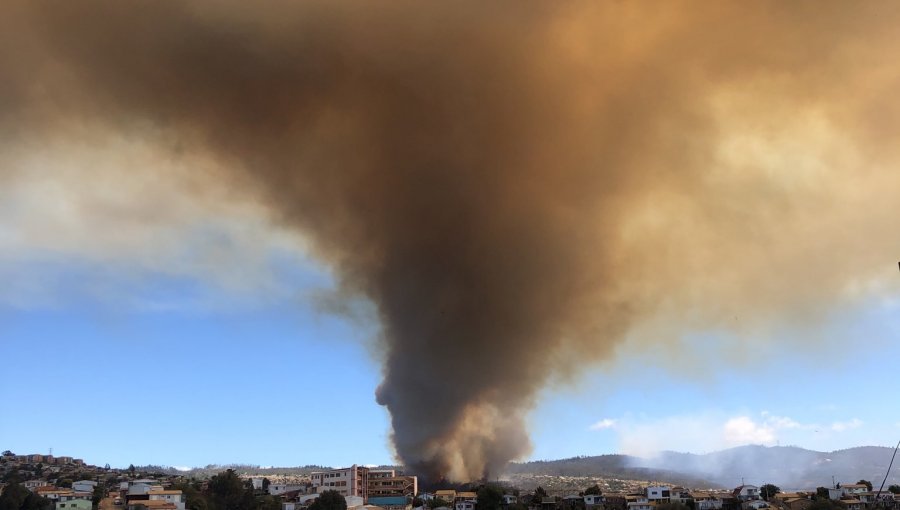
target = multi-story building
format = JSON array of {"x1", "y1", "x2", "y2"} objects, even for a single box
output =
[
  {"x1": 310, "y1": 465, "x2": 370, "y2": 501},
  {"x1": 368, "y1": 470, "x2": 417, "y2": 502}
]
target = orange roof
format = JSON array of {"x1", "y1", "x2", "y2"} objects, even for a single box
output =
[
  {"x1": 148, "y1": 490, "x2": 183, "y2": 495},
  {"x1": 128, "y1": 501, "x2": 177, "y2": 509}
]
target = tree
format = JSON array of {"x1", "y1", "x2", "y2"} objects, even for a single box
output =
[
  {"x1": 207, "y1": 469, "x2": 254, "y2": 510},
  {"x1": 428, "y1": 498, "x2": 451, "y2": 509},
  {"x1": 309, "y1": 490, "x2": 347, "y2": 510},
  {"x1": 262, "y1": 478, "x2": 271, "y2": 493},
  {"x1": 815, "y1": 488, "x2": 830, "y2": 501},
  {"x1": 0, "y1": 482, "x2": 51, "y2": 510},
  {"x1": 584, "y1": 486, "x2": 602, "y2": 496},
  {"x1": 476, "y1": 485, "x2": 504, "y2": 510},
  {"x1": 128, "y1": 464, "x2": 136, "y2": 476},
  {"x1": 857, "y1": 481, "x2": 873, "y2": 492},
  {"x1": 888, "y1": 485, "x2": 900, "y2": 495},
  {"x1": 1, "y1": 451, "x2": 13, "y2": 457},
  {"x1": 104, "y1": 464, "x2": 111, "y2": 470},
  {"x1": 173, "y1": 481, "x2": 208, "y2": 510},
  {"x1": 254, "y1": 495, "x2": 282, "y2": 510},
  {"x1": 760, "y1": 485, "x2": 780, "y2": 501},
  {"x1": 534, "y1": 487, "x2": 548, "y2": 501},
  {"x1": 92, "y1": 484, "x2": 105, "y2": 508}
]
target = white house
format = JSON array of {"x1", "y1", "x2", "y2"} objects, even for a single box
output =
[
  {"x1": 24, "y1": 480, "x2": 49, "y2": 491},
  {"x1": 455, "y1": 501, "x2": 475, "y2": 510},
  {"x1": 647, "y1": 487, "x2": 671, "y2": 502},
  {"x1": 840, "y1": 485, "x2": 868, "y2": 495},
  {"x1": 148, "y1": 489, "x2": 186, "y2": 510},
  {"x1": 627, "y1": 496, "x2": 654, "y2": 510},
  {"x1": 734, "y1": 486, "x2": 760, "y2": 502},
  {"x1": 584, "y1": 495, "x2": 604, "y2": 507},
  {"x1": 269, "y1": 484, "x2": 305, "y2": 496},
  {"x1": 502, "y1": 495, "x2": 518, "y2": 506}
]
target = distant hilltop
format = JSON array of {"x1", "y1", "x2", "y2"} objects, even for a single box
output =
[{"x1": 506, "y1": 445, "x2": 900, "y2": 490}]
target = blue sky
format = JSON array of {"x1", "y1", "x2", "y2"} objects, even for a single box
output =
[{"x1": 2, "y1": 252, "x2": 898, "y2": 470}]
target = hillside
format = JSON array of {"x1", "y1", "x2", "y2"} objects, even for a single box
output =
[{"x1": 507, "y1": 445, "x2": 900, "y2": 490}]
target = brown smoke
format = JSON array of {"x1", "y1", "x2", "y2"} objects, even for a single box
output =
[{"x1": 2, "y1": 1, "x2": 900, "y2": 480}]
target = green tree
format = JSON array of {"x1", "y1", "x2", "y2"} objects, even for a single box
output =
[
  {"x1": 173, "y1": 481, "x2": 208, "y2": 510},
  {"x1": 888, "y1": 485, "x2": 900, "y2": 495},
  {"x1": 760, "y1": 485, "x2": 780, "y2": 501},
  {"x1": 857, "y1": 481, "x2": 873, "y2": 492},
  {"x1": 128, "y1": 464, "x2": 136, "y2": 476},
  {"x1": 477, "y1": 485, "x2": 504, "y2": 510},
  {"x1": 428, "y1": 498, "x2": 451, "y2": 509},
  {"x1": 207, "y1": 469, "x2": 254, "y2": 510},
  {"x1": 255, "y1": 495, "x2": 282, "y2": 510},
  {"x1": 92, "y1": 484, "x2": 105, "y2": 508},
  {"x1": 309, "y1": 490, "x2": 348, "y2": 510},
  {"x1": 534, "y1": 487, "x2": 548, "y2": 501},
  {"x1": 815, "y1": 488, "x2": 830, "y2": 501},
  {"x1": 584, "y1": 486, "x2": 602, "y2": 496},
  {"x1": 0, "y1": 482, "x2": 51, "y2": 510},
  {"x1": 261, "y1": 478, "x2": 270, "y2": 493}
]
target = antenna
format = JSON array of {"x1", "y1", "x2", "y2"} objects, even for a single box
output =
[{"x1": 875, "y1": 440, "x2": 900, "y2": 507}]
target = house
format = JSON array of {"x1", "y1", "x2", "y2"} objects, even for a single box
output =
[
  {"x1": 626, "y1": 496, "x2": 654, "y2": 510},
  {"x1": 35, "y1": 487, "x2": 72, "y2": 501},
  {"x1": 841, "y1": 486, "x2": 868, "y2": 496},
  {"x1": 24, "y1": 480, "x2": 50, "y2": 491},
  {"x1": 780, "y1": 498, "x2": 812, "y2": 510},
  {"x1": 269, "y1": 484, "x2": 306, "y2": 496},
  {"x1": 647, "y1": 487, "x2": 671, "y2": 503},
  {"x1": 743, "y1": 500, "x2": 769, "y2": 510},
  {"x1": 584, "y1": 495, "x2": 604, "y2": 508},
  {"x1": 72, "y1": 481, "x2": 98, "y2": 493},
  {"x1": 691, "y1": 492, "x2": 723, "y2": 510},
  {"x1": 456, "y1": 501, "x2": 476, "y2": 510},
  {"x1": 56, "y1": 498, "x2": 92, "y2": 510},
  {"x1": 503, "y1": 495, "x2": 518, "y2": 506},
  {"x1": 148, "y1": 489, "x2": 186, "y2": 510},
  {"x1": 734, "y1": 487, "x2": 760, "y2": 502},
  {"x1": 127, "y1": 501, "x2": 177, "y2": 510},
  {"x1": 838, "y1": 500, "x2": 862, "y2": 510},
  {"x1": 435, "y1": 491, "x2": 457, "y2": 505}
]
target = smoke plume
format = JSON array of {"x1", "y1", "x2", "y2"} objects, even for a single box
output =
[{"x1": 2, "y1": 1, "x2": 900, "y2": 480}]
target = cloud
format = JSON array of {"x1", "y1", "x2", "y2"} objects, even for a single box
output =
[
  {"x1": 830, "y1": 418, "x2": 863, "y2": 432},
  {"x1": 723, "y1": 416, "x2": 777, "y2": 445},
  {"x1": 611, "y1": 412, "x2": 866, "y2": 457},
  {"x1": 589, "y1": 418, "x2": 617, "y2": 431}
]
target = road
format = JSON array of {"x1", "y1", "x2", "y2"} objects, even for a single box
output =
[{"x1": 98, "y1": 497, "x2": 120, "y2": 510}]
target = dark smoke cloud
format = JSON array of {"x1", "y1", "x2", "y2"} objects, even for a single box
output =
[{"x1": 2, "y1": 1, "x2": 900, "y2": 480}]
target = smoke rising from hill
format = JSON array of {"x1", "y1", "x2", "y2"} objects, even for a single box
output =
[{"x1": 2, "y1": 1, "x2": 900, "y2": 480}]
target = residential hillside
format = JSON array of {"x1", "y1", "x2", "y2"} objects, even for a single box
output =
[
  {"x1": 506, "y1": 446, "x2": 900, "y2": 490},
  {"x1": 504, "y1": 455, "x2": 721, "y2": 489}
]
